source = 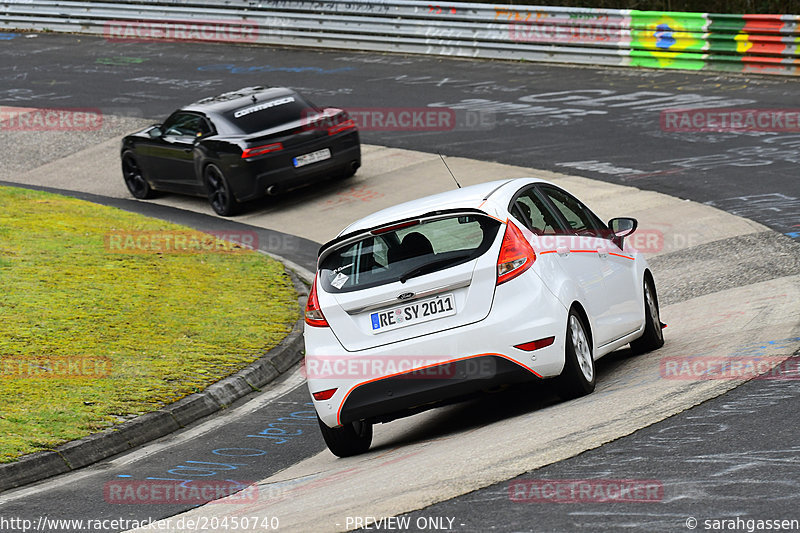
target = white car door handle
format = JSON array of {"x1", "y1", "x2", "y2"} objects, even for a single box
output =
[
  {"x1": 597, "y1": 249, "x2": 608, "y2": 258},
  {"x1": 557, "y1": 246, "x2": 570, "y2": 257}
]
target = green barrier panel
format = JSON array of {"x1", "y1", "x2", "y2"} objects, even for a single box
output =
[
  {"x1": 629, "y1": 49, "x2": 707, "y2": 70},
  {"x1": 629, "y1": 29, "x2": 707, "y2": 53},
  {"x1": 628, "y1": 10, "x2": 708, "y2": 69},
  {"x1": 707, "y1": 14, "x2": 747, "y2": 35}
]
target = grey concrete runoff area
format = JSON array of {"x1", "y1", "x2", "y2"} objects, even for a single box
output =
[{"x1": 1, "y1": 110, "x2": 798, "y2": 531}]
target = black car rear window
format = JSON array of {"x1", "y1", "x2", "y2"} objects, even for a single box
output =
[
  {"x1": 318, "y1": 214, "x2": 501, "y2": 293},
  {"x1": 224, "y1": 94, "x2": 318, "y2": 134}
]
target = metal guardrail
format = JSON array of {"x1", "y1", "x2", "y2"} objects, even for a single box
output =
[{"x1": 2, "y1": 1, "x2": 799, "y2": 75}]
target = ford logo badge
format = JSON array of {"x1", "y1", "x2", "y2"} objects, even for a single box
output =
[{"x1": 397, "y1": 292, "x2": 415, "y2": 300}]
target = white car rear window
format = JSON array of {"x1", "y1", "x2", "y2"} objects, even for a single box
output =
[{"x1": 319, "y1": 214, "x2": 501, "y2": 293}]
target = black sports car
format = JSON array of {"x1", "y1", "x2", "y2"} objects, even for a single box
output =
[{"x1": 120, "y1": 86, "x2": 361, "y2": 216}]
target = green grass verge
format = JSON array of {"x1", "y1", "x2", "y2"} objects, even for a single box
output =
[{"x1": 0, "y1": 186, "x2": 300, "y2": 463}]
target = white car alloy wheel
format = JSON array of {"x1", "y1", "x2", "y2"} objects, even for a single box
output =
[
  {"x1": 571, "y1": 314, "x2": 594, "y2": 383},
  {"x1": 557, "y1": 310, "x2": 596, "y2": 399}
]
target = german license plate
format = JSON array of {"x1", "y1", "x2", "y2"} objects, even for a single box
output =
[
  {"x1": 293, "y1": 148, "x2": 331, "y2": 168},
  {"x1": 370, "y1": 293, "x2": 456, "y2": 334}
]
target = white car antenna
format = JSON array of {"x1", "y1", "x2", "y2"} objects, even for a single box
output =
[{"x1": 438, "y1": 152, "x2": 461, "y2": 189}]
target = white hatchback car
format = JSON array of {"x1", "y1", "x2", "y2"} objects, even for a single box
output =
[{"x1": 304, "y1": 178, "x2": 664, "y2": 457}]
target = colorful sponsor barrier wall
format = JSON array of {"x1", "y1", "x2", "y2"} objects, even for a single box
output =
[
  {"x1": 629, "y1": 12, "x2": 800, "y2": 73},
  {"x1": 2, "y1": 1, "x2": 799, "y2": 75}
]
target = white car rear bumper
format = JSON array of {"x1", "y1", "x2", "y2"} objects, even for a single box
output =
[{"x1": 305, "y1": 271, "x2": 569, "y2": 428}]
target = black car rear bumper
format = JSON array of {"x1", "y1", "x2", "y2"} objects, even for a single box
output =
[{"x1": 231, "y1": 132, "x2": 361, "y2": 202}]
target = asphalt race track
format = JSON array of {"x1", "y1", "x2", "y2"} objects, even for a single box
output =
[
  {"x1": 2, "y1": 33, "x2": 800, "y2": 239},
  {"x1": 1, "y1": 33, "x2": 799, "y2": 533}
]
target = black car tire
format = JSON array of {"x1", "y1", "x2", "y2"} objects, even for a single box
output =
[
  {"x1": 121, "y1": 152, "x2": 156, "y2": 199},
  {"x1": 205, "y1": 164, "x2": 239, "y2": 217},
  {"x1": 630, "y1": 276, "x2": 665, "y2": 355},
  {"x1": 317, "y1": 416, "x2": 373, "y2": 457},
  {"x1": 557, "y1": 309, "x2": 596, "y2": 400}
]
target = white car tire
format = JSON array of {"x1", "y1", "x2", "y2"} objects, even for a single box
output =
[
  {"x1": 630, "y1": 276, "x2": 665, "y2": 355},
  {"x1": 557, "y1": 309, "x2": 596, "y2": 399},
  {"x1": 318, "y1": 417, "x2": 373, "y2": 457}
]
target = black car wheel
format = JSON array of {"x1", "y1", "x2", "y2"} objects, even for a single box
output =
[
  {"x1": 317, "y1": 416, "x2": 373, "y2": 457},
  {"x1": 557, "y1": 309, "x2": 596, "y2": 400},
  {"x1": 121, "y1": 152, "x2": 155, "y2": 199},
  {"x1": 630, "y1": 276, "x2": 665, "y2": 354},
  {"x1": 205, "y1": 164, "x2": 239, "y2": 216}
]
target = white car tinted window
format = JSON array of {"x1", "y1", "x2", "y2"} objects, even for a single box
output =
[
  {"x1": 319, "y1": 214, "x2": 501, "y2": 293},
  {"x1": 512, "y1": 188, "x2": 563, "y2": 235},
  {"x1": 539, "y1": 186, "x2": 605, "y2": 236}
]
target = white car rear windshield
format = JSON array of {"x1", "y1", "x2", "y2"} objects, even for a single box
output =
[{"x1": 319, "y1": 214, "x2": 501, "y2": 293}]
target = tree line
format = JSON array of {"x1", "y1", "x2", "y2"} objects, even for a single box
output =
[{"x1": 477, "y1": 1, "x2": 799, "y2": 15}]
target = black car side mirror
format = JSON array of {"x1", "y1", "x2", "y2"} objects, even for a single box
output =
[
  {"x1": 148, "y1": 126, "x2": 163, "y2": 138},
  {"x1": 608, "y1": 217, "x2": 638, "y2": 248}
]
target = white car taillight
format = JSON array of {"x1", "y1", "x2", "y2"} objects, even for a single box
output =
[
  {"x1": 497, "y1": 221, "x2": 536, "y2": 285},
  {"x1": 305, "y1": 274, "x2": 329, "y2": 327}
]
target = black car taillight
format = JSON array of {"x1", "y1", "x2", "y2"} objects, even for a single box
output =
[
  {"x1": 328, "y1": 118, "x2": 356, "y2": 136},
  {"x1": 241, "y1": 142, "x2": 283, "y2": 159}
]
